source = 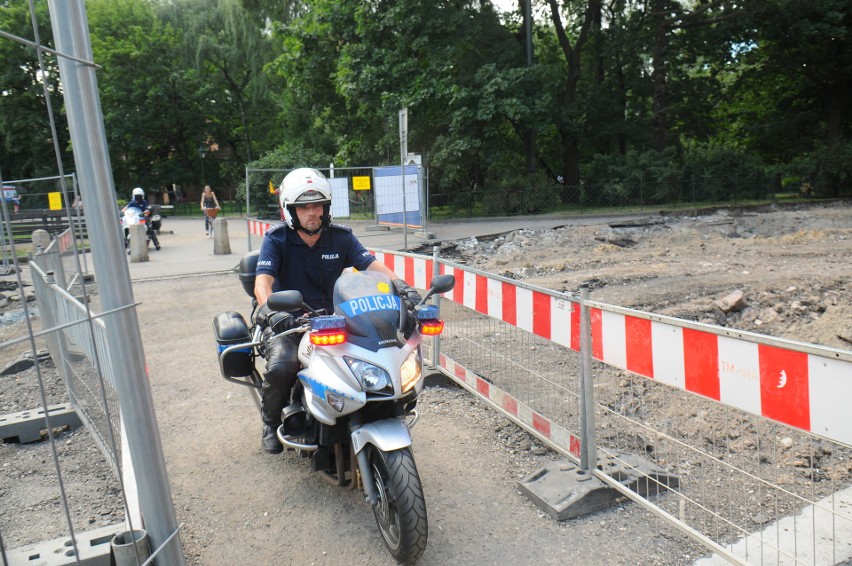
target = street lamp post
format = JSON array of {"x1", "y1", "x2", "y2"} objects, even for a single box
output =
[{"x1": 198, "y1": 143, "x2": 207, "y2": 184}]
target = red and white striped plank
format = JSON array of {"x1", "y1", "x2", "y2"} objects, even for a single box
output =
[
  {"x1": 57, "y1": 230, "x2": 73, "y2": 253},
  {"x1": 370, "y1": 252, "x2": 433, "y2": 290},
  {"x1": 592, "y1": 308, "x2": 851, "y2": 446},
  {"x1": 247, "y1": 219, "x2": 273, "y2": 238},
  {"x1": 431, "y1": 262, "x2": 581, "y2": 349},
  {"x1": 438, "y1": 353, "x2": 581, "y2": 458}
]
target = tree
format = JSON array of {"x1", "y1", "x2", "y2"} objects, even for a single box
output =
[
  {"x1": 163, "y1": 0, "x2": 284, "y2": 169},
  {"x1": 88, "y1": 0, "x2": 208, "y2": 193},
  {"x1": 0, "y1": 0, "x2": 70, "y2": 181},
  {"x1": 727, "y1": 0, "x2": 851, "y2": 196},
  {"x1": 267, "y1": 0, "x2": 529, "y2": 197},
  {"x1": 543, "y1": 0, "x2": 602, "y2": 189}
]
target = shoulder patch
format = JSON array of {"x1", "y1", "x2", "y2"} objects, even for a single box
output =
[
  {"x1": 330, "y1": 223, "x2": 353, "y2": 233},
  {"x1": 265, "y1": 223, "x2": 289, "y2": 236}
]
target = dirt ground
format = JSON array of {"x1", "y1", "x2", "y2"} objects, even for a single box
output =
[
  {"x1": 438, "y1": 201, "x2": 851, "y2": 350},
  {"x1": 0, "y1": 201, "x2": 849, "y2": 565}
]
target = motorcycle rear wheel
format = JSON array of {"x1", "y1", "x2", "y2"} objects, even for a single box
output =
[{"x1": 368, "y1": 446, "x2": 428, "y2": 564}]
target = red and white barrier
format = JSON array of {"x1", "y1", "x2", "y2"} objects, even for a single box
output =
[
  {"x1": 590, "y1": 307, "x2": 852, "y2": 446},
  {"x1": 247, "y1": 219, "x2": 273, "y2": 239},
  {"x1": 371, "y1": 249, "x2": 852, "y2": 447},
  {"x1": 439, "y1": 353, "x2": 581, "y2": 458},
  {"x1": 57, "y1": 229, "x2": 73, "y2": 253}
]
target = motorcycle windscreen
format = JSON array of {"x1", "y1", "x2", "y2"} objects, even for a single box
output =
[{"x1": 333, "y1": 271, "x2": 401, "y2": 351}]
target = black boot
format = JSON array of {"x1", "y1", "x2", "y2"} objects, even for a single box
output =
[
  {"x1": 260, "y1": 334, "x2": 300, "y2": 455},
  {"x1": 261, "y1": 425, "x2": 283, "y2": 454}
]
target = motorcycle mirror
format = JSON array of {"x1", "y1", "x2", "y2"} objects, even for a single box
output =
[
  {"x1": 429, "y1": 274, "x2": 455, "y2": 294},
  {"x1": 267, "y1": 290, "x2": 307, "y2": 313},
  {"x1": 414, "y1": 274, "x2": 456, "y2": 307}
]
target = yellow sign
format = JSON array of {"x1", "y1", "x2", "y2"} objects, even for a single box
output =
[
  {"x1": 268, "y1": 180, "x2": 277, "y2": 194},
  {"x1": 353, "y1": 176, "x2": 371, "y2": 191},
  {"x1": 48, "y1": 192, "x2": 63, "y2": 210}
]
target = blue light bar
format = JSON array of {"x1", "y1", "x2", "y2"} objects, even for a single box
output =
[
  {"x1": 416, "y1": 305, "x2": 439, "y2": 320},
  {"x1": 311, "y1": 315, "x2": 346, "y2": 330}
]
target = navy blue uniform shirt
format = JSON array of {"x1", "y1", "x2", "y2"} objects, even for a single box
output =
[
  {"x1": 255, "y1": 224, "x2": 377, "y2": 313},
  {"x1": 125, "y1": 198, "x2": 149, "y2": 214}
]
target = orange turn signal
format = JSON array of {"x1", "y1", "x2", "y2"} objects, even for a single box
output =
[
  {"x1": 310, "y1": 330, "x2": 347, "y2": 346},
  {"x1": 419, "y1": 320, "x2": 445, "y2": 336}
]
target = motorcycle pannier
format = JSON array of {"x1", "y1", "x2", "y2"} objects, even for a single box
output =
[
  {"x1": 239, "y1": 250, "x2": 260, "y2": 298},
  {"x1": 213, "y1": 311, "x2": 253, "y2": 377}
]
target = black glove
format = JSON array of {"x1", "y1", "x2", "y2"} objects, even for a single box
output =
[
  {"x1": 256, "y1": 303, "x2": 295, "y2": 334},
  {"x1": 393, "y1": 279, "x2": 423, "y2": 307}
]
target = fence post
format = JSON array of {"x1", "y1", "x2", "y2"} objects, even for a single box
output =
[
  {"x1": 36, "y1": 267, "x2": 62, "y2": 373},
  {"x1": 245, "y1": 166, "x2": 252, "y2": 251},
  {"x1": 428, "y1": 245, "x2": 441, "y2": 370},
  {"x1": 70, "y1": 172, "x2": 88, "y2": 275},
  {"x1": 48, "y1": 2, "x2": 185, "y2": 562},
  {"x1": 579, "y1": 283, "x2": 597, "y2": 472}
]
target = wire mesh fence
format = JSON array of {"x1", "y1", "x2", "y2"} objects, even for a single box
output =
[
  {"x1": 244, "y1": 165, "x2": 427, "y2": 227},
  {"x1": 437, "y1": 303, "x2": 583, "y2": 437},
  {"x1": 30, "y1": 247, "x2": 121, "y2": 477},
  {"x1": 433, "y1": 272, "x2": 852, "y2": 565},
  {"x1": 1, "y1": 219, "x2": 130, "y2": 560},
  {"x1": 428, "y1": 174, "x2": 784, "y2": 219},
  {"x1": 244, "y1": 167, "x2": 375, "y2": 221}
]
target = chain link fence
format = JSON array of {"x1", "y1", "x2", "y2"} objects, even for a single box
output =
[{"x1": 428, "y1": 174, "x2": 788, "y2": 219}]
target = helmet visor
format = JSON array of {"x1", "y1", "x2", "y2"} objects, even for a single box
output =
[{"x1": 293, "y1": 189, "x2": 329, "y2": 204}]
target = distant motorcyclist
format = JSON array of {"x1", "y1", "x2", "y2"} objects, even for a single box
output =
[
  {"x1": 123, "y1": 187, "x2": 150, "y2": 216},
  {"x1": 253, "y1": 167, "x2": 418, "y2": 453},
  {"x1": 122, "y1": 187, "x2": 160, "y2": 250}
]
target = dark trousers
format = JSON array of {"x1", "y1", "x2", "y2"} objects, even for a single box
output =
[{"x1": 260, "y1": 331, "x2": 301, "y2": 427}]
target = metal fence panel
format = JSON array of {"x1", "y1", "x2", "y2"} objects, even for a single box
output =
[
  {"x1": 30, "y1": 237, "x2": 121, "y2": 477},
  {"x1": 377, "y1": 247, "x2": 852, "y2": 565}
]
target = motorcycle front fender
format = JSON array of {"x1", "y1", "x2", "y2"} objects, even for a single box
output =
[{"x1": 350, "y1": 418, "x2": 412, "y2": 454}]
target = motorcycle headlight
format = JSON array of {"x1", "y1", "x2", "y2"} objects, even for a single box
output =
[
  {"x1": 344, "y1": 356, "x2": 390, "y2": 392},
  {"x1": 400, "y1": 346, "x2": 422, "y2": 393}
]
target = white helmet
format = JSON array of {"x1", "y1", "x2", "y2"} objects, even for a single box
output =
[
  {"x1": 132, "y1": 187, "x2": 144, "y2": 198},
  {"x1": 279, "y1": 168, "x2": 332, "y2": 234}
]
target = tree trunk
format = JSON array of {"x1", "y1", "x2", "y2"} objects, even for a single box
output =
[
  {"x1": 547, "y1": 0, "x2": 600, "y2": 196},
  {"x1": 651, "y1": 0, "x2": 668, "y2": 152}
]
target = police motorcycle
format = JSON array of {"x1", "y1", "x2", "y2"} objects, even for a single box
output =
[
  {"x1": 214, "y1": 251, "x2": 454, "y2": 564},
  {"x1": 121, "y1": 207, "x2": 160, "y2": 250},
  {"x1": 149, "y1": 204, "x2": 163, "y2": 233},
  {"x1": 121, "y1": 188, "x2": 160, "y2": 250}
]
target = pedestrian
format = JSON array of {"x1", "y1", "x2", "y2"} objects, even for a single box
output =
[
  {"x1": 253, "y1": 167, "x2": 421, "y2": 453},
  {"x1": 200, "y1": 184, "x2": 220, "y2": 236}
]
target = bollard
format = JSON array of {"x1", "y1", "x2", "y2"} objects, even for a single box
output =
[
  {"x1": 213, "y1": 217, "x2": 231, "y2": 255},
  {"x1": 32, "y1": 229, "x2": 51, "y2": 252},
  {"x1": 129, "y1": 224, "x2": 149, "y2": 263},
  {"x1": 111, "y1": 529, "x2": 151, "y2": 566}
]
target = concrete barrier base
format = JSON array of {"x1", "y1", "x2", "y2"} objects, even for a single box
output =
[
  {"x1": 519, "y1": 452, "x2": 679, "y2": 521},
  {"x1": 4, "y1": 523, "x2": 123, "y2": 565},
  {"x1": 0, "y1": 403, "x2": 81, "y2": 443}
]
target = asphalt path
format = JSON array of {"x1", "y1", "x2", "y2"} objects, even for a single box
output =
[{"x1": 122, "y1": 212, "x2": 654, "y2": 282}]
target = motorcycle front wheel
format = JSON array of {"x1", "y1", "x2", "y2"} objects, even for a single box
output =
[{"x1": 368, "y1": 446, "x2": 428, "y2": 564}]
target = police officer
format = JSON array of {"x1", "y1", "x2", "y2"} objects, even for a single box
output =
[
  {"x1": 122, "y1": 187, "x2": 160, "y2": 250},
  {"x1": 253, "y1": 168, "x2": 420, "y2": 453}
]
